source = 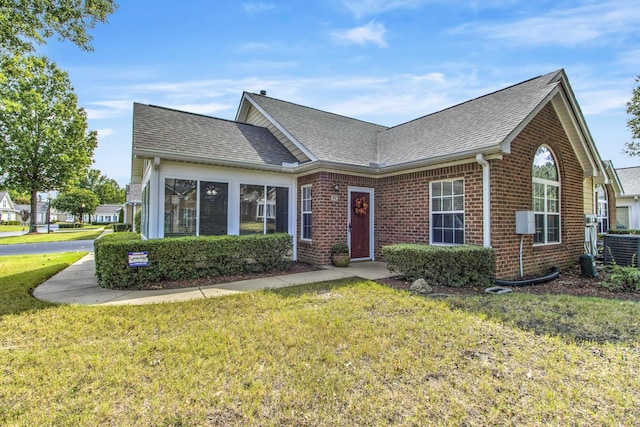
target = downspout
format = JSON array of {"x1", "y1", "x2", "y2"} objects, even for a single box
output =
[{"x1": 475, "y1": 154, "x2": 491, "y2": 247}]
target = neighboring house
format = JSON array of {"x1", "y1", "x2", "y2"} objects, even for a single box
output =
[
  {"x1": 615, "y1": 166, "x2": 640, "y2": 230},
  {"x1": 0, "y1": 191, "x2": 19, "y2": 222},
  {"x1": 131, "y1": 70, "x2": 612, "y2": 279},
  {"x1": 123, "y1": 183, "x2": 142, "y2": 230},
  {"x1": 14, "y1": 201, "x2": 54, "y2": 224},
  {"x1": 92, "y1": 204, "x2": 122, "y2": 224}
]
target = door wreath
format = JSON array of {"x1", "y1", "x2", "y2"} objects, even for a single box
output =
[{"x1": 353, "y1": 196, "x2": 369, "y2": 216}]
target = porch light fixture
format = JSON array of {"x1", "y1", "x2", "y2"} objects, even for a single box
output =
[
  {"x1": 206, "y1": 187, "x2": 217, "y2": 196},
  {"x1": 333, "y1": 184, "x2": 339, "y2": 191}
]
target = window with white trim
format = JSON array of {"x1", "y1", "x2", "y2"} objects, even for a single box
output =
[
  {"x1": 533, "y1": 146, "x2": 560, "y2": 244},
  {"x1": 431, "y1": 179, "x2": 464, "y2": 244},
  {"x1": 301, "y1": 185, "x2": 312, "y2": 240},
  {"x1": 596, "y1": 185, "x2": 609, "y2": 233}
]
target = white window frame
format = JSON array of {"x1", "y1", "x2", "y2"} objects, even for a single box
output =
[
  {"x1": 596, "y1": 185, "x2": 608, "y2": 233},
  {"x1": 430, "y1": 178, "x2": 465, "y2": 245},
  {"x1": 301, "y1": 185, "x2": 312, "y2": 241},
  {"x1": 533, "y1": 146, "x2": 561, "y2": 245}
]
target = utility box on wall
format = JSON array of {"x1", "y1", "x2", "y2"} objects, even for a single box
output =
[{"x1": 515, "y1": 211, "x2": 535, "y2": 235}]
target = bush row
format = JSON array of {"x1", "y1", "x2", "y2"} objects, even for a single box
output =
[
  {"x1": 0, "y1": 220, "x2": 21, "y2": 225},
  {"x1": 112, "y1": 223, "x2": 132, "y2": 232},
  {"x1": 58, "y1": 222, "x2": 84, "y2": 229},
  {"x1": 382, "y1": 244, "x2": 495, "y2": 288},
  {"x1": 94, "y1": 233, "x2": 293, "y2": 289},
  {"x1": 607, "y1": 229, "x2": 640, "y2": 235}
]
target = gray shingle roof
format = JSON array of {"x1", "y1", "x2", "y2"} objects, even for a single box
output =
[
  {"x1": 133, "y1": 103, "x2": 298, "y2": 167},
  {"x1": 377, "y1": 70, "x2": 562, "y2": 165},
  {"x1": 244, "y1": 93, "x2": 387, "y2": 166},
  {"x1": 616, "y1": 166, "x2": 640, "y2": 196}
]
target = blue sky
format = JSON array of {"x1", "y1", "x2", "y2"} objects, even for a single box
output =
[{"x1": 39, "y1": 0, "x2": 640, "y2": 186}]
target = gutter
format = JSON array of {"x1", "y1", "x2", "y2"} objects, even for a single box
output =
[{"x1": 475, "y1": 153, "x2": 491, "y2": 247}]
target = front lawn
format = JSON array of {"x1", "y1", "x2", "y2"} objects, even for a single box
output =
[
  {"x1": 1, "y1": 256, "x2": 639, "y2": 426},
  {"x1": 0, "y1": 229, "x2": 103, "y2": 245},
  {"x1": 0, "y1": 224, "x2": 25, "y2": 232}
]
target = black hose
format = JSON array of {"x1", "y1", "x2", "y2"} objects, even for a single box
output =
[{"x1": 493, "y1": 266, "x2": 560, "y2": 287}]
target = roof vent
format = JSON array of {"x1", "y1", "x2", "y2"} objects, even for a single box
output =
[{"x1": 259, "y1": 90, "x2": 267, "y2": 96}]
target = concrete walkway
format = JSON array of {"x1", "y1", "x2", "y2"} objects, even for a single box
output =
[{"x1": 33, "y1": 254, "x2": 397, "y2": 306}]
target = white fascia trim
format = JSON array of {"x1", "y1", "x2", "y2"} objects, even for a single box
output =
[
  {"x1": 554, "y1": 86, "x2": 606, "y2": 179},
  {"x1": 293, "y1": 148, "x2": 504, "y2": 177},
  {"x1": 133, "y1": 149, "x2": 296, "y2": 174},
  {"x1": 241, "y1": 94, "x2": 318, "y2": 162}
]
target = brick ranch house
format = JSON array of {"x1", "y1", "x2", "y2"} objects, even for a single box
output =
[{"x1": 131, "y1": 69, "x2": 613, "y2": 279}]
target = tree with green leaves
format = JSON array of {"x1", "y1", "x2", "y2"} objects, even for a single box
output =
[
  {"x1": 0, "y1": 55, "x2": 97, "y2": 232},
  {"x1": 626, "y1": 75, "x2": 640, "y2": 157},
  {"x1": 0, "y1": 0, "x2": 117, "y2": 55},
  {"x1": 52, "y1": 188, "x2": 99, "y2": 222},
  {"x1": 78, "y1": 168, "x2": 125, "y2": 204}
]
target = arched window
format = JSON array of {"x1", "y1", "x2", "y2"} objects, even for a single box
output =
[
  {"x1": 596, "y1": 185, "x2": 608, "y2": 233},
  {"x1": 532, "y1": 146, "x2": 560, "y2": 244}
]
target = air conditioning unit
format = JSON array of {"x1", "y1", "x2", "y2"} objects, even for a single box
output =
[{"x1": 585, "y1": 214, "x2": 598, "y2": 225}]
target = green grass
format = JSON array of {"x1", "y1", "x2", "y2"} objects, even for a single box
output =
[
  {"x1": 0, "y1": 225, "x2": 25, "y2": 232},
  {"x1": 0, "y1": 252, "x2": 87, "y2": 315},
  {"x1": 1, "y1": 257, "x2": 639, "y2": 425},
  {"x1": 0, "y1": 229, "x2": 103, "y2": 245}
]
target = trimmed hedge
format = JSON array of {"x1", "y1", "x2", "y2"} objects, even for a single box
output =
[
  {"x1": 112, "y1": 223, "x2": 132, "y2": 232},
  {"x1": 382, "y1": 244, "x2": 495, "y2": 288},
  {"x1": 1, "y1": 220, "x2": 20, "y2": 225},
  {"x1": 94, "y1": 233, "x2": 293, "y2": 289},
  {"x1": 58, "y1": 222, "x2": 84, "y2": 229},
  {"x1": 607, "y1": 229, "x2": 640, "y2": 235}
]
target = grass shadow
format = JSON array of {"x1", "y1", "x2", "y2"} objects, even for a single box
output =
[{"x1": 0, "y1": 260, "x2": 83, "y2": 317}]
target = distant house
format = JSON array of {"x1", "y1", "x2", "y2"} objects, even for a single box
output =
[
  {"x1": 130, "y1": 69, "x2": 613, "y2": 279},
  {"x1": 0, "y1": 191, "x2": 19, "y2": 222},
  {"x1": 123, "y1": 183, "x2": 142, "y2": 230},
  {"x1": 615, "y1": 166, "x2": 640, "y2": 230},
  {"x1": 91, "y1": 204, "x2": 122, "y2": 224},
  {"x1": 14, "y1": 201, "x2": 55, "y2": 225}
]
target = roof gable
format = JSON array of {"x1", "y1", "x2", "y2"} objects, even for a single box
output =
[
  {"x1": 238, "y1": 92, "x2": 387, "y2": 167},
  {"x1": 616, "y1": 166, "x2": 640, "y2": 196}
]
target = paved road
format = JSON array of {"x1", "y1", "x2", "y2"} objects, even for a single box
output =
[
  {"x1": 0, "y1": 224, "x2": 60, "y2": 238},
  {"x1": 0, "y1": 240, "x2": 96, "y2": 256}
]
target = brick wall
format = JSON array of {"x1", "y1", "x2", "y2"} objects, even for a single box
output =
[
  {"x1": 491, "y1": 103, "x2": 584, "y2": 278},
  {"x1": 296, "y1": 103, "x2": 587, "y2": 278},
  {"x1": 297, "y1": 172, "x2": 377, "y2": 265}
]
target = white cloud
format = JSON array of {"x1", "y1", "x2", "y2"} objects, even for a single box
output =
[
  {"x1": 243, "y1": 2, "x2": 276, "y2": 14},
  {"x1": 86, "y1": 100, "x2": 133, "y2": 120},
  {"x1": 330, "y1": 21, "x2": 387, "y2": 48},
  {"x1": 96, "y1": 128, "x2": 115, "y2": 138},
  {"x1": 343, "y1": 0, "x2": 423, "y2": 18},
  {"x1": 451, "y1": 0, "x2": 640, "y2": 47}
]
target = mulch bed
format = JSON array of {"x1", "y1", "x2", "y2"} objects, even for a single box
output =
[
  {"x1": 139, "y1": 260, "x2": 640, "y2": 302},
  {"x1": 377, "y1": 262, "x2": 640, "y2": 302}
]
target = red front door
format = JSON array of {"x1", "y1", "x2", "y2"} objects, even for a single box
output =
[{"x1": 350, "y1": 191, "x2": 371, "y2": 259}]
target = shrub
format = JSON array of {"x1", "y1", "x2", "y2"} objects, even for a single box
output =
[
  {"x1": 382, "y1": 244, "x2": 495, "y2": 288},
  {"x1": 607, "y1": 229, "x2": 640, "y2": 235},
  {"x1": 94, "y1": 233, "x2": 293, "y2": 289},
  {"x1": 1, "y1": 220, "x2": 21, "y2": 225},
  {"x1": 602, "y1": 253, "x2": 640, "y2": 293},
  {"x1": 331, "y1": 242, "x2": 349, "y2": 254},
  {"x1": 58, "y1": 222, "x2": 83, "y2": 229},
  {"x1": 112, "y1": 223, "x2": 132, "y2": 232},
  {"x1": 134, "y1": 210, "x2": 141, "y2": 233}
]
